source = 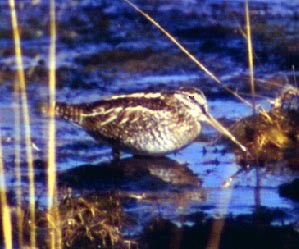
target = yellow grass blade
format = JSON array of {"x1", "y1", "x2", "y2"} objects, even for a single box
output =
[
  {"x1": 8, "y1": 0, "x2": 36, "y2": 247},
  {"x1": 48, "y1": 0, "x2": 57, "y2": 213},
  {"x1": 124, "y1": 0, "x2": 220, "y2": 84},
  {"x1": 245, "y1": 0, "x2": 256, "y2": 113},
  {"x1": 48, "y1": 0, "x2": 61, "y2": 248},
  {"x1": 123, "y1": 0, "x2": 252, "y2": 106}
]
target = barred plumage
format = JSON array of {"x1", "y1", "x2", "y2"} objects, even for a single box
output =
[{"x1": 55, "y1": 88, "x2": 246, "y2": 159}]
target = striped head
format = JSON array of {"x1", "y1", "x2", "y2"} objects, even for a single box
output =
[
  {"x1": 174, "y1": 88, "x2": 209, "y2": 122},
  {"x1": 175, "y1": 87, "x2": 247, "y2": 152}
]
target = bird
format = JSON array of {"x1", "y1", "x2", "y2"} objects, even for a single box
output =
[{"x1": 54, "y1": 87, "x2": 246, "y2": 160}]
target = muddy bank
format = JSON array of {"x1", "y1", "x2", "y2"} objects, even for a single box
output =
[{"x1": 139, "y1": 210, "x2": 299, "y2": 249}]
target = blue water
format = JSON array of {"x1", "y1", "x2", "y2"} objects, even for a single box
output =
[{"x1": 0, "y1": 0, "x2": 298, "y2": 240}]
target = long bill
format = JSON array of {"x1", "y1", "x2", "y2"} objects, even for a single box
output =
[{"x1": 206, "y1": 113, "x2": 247, "y2": 152}]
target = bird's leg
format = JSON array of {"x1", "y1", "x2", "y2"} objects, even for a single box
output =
[{"x1": 112, "y1": 146, "x2": 120, "y2": 161}]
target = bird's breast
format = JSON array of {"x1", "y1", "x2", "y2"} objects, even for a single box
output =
[{"x1": 116, "y1": 111, "x2": 202, "y2": 155}]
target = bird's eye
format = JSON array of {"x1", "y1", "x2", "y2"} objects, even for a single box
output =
[{"x1": 189, "y1": 95, "x2": 195, "y2": 100}]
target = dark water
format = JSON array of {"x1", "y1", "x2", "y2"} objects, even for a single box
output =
[{"x1": 0, "y1": 0, "x2": 299, "y2": 247}]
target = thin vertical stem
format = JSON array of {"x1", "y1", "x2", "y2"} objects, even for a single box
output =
[
  {"x1": 48, "y1": 0, "x2": 61, "y2": 248},
  {"x1": 245, "y1": 0, "x2": 256, "y2": 114},
  {"x1": 48, "y1": 0, "x2": 57, "y2": 213},
  {"x1": 8, "y1": 0, "x2": 36, "y2": 247},
  {"x1": 123, "y1": 0, "x2": 252, "y2": 106}
]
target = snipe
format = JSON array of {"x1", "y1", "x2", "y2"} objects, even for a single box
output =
[{"x1": 55, "y1": 88, "x2": 246, "y2": 159}]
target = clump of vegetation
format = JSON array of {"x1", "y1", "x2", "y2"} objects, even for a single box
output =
[
  {"x1": 229, "y1": 86, "x2": 299, "y2": 166},
  {"x1": 1, "y1": 190, "x2": 134, "y2": 249},
  {"x1": 42, "y1": 190, "x2": 132, "y2": 249}
]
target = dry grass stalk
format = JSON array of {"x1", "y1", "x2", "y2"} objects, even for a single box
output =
[
  {"x1": 8, "y1": 0, "x2": 37, "y2": 247},
  {"x1": 123, "y1": 0, "x2": 252, "y2": 107},
  {"x1": 245, "y1": 0, "x2": 256, "y2": 114},
  {"x1": 47, "y1": 0, "x2": 62, "y2": 248}
]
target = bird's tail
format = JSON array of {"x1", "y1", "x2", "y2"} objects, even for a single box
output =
[{"x1": 55, "y1": 102, "x2": 83, "y2": 125}]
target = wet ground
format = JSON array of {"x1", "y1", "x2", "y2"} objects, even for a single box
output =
[{"x1": 0, "y1": 0, "x2": 299, "y2": 248}]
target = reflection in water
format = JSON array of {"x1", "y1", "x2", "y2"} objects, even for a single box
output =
[
  {"x1": 59, "y1": 157, "x2": 202, "y2": 190},
  {"x1": 59, "y1": 157, "x2": 206, "y2": 233}
]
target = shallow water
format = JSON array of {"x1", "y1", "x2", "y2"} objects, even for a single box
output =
[{"x1": 0, "y1": 0, "x2": 299, "y2": 247}]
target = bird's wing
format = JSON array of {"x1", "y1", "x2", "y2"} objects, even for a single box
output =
[{"x1": 80, "y1": 101, "x2": 178, "y2": 141}]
